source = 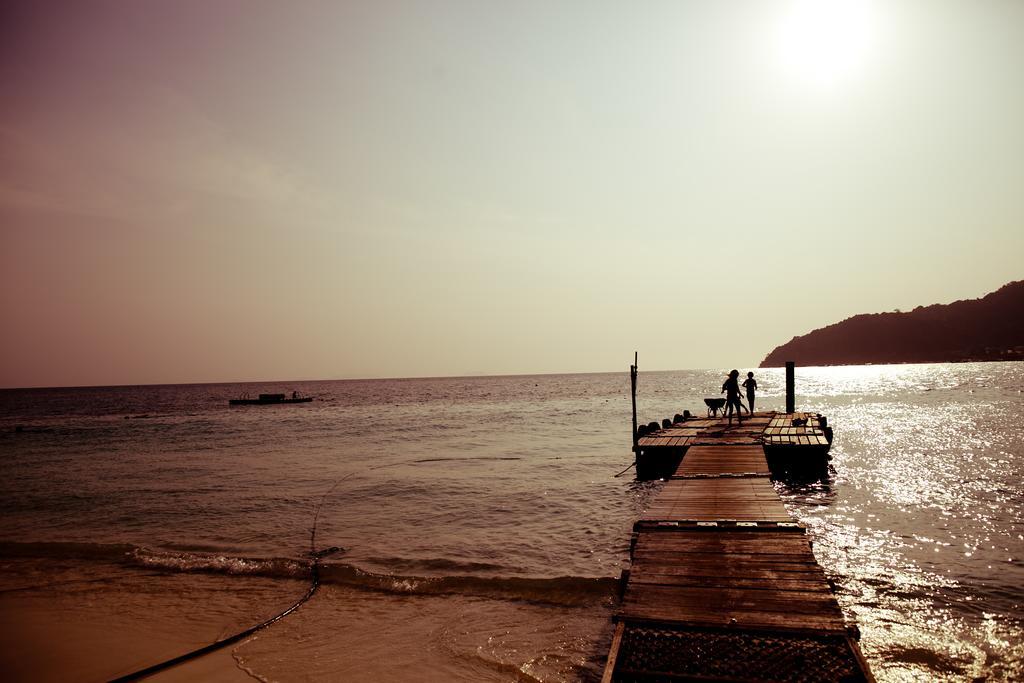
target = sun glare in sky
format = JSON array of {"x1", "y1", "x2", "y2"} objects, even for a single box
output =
[
  {"x1": 2, "y1": 1, "x2": 1022, "y2": 387},
  {"x1": 775, "y1": 0, "x2": 877, "y2": 88}
]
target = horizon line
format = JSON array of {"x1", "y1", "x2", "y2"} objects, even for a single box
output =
[{"x1": 1, "y1": 359, "x2": 1009, "y2": 391}]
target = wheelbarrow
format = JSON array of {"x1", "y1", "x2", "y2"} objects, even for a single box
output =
[{"x1": 704, "y1": 397, "x2": 726, "y2": 417}]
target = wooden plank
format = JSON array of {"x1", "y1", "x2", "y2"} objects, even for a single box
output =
[
  {"x1": 627, "y1": 573, "x2": 830, "y2": 592},
  {"x1": 641, "y1": 477, "x2": 791, "y2": 523},
  {"x1": 631, "y1": 545, "x2": 822, "y2": 561},
  {"x1": 633, "y1": 531, "x2": 816, "y2": 553},
  {"x1": 621, "y1": 585, "x2": 845, "y2": 615},
  {"x1": 600, "y1": 622, "x2": 624, "y2": 683},
  {"x1": 674, "y1": 444, "x2": 769, "y2": 476},
  {"x1": 628, "y1": 567, "x2": 827, "y2": 583},
  {"x1": 619, "y1": 588, "x2": 848, "y2": 633},
  {"x1": 629, "y1": 556, "x2": 825, "y2": 571},
  {"x1": 632, "y1": 553, "x2": 822, "y2": 570},
  {"x1": 632, "y1": 549, "x2": 820, "y2": 563},
  {"x1": 619, "y1": 601, "x2": 845, "y2": 627},
  {"x1": 630, "y1": 546, "x2": 825, "y2": 563}
]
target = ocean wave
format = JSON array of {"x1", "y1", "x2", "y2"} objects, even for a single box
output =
[
  {"x1": 127, "y1": 547, "x2": 309, "y2": 579},
  {"x1": 0, "y1": 540, "x2": 311, "y2": 580},
  {"x1": 0, "y1": 541, "x2": 617, "y2": 606},
  {"x1": 362, "y1": 556, "x2": 511, "y2": 573},
  {"x1": 318, "y1": 563, "x2": 618, "y2": 606},
  {"x1": 133, "y1": 549, "x2": 617, "y2": 606}
]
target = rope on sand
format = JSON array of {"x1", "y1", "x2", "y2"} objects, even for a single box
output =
[
  {"x1": 107, "y1": 560, "x2": 328, "y2": 683},
  {"x1": 106, "y1": 458, "x2": 466, "y2": 680},
  {"x1": 107, "y1": 469, "x2": 369, "y2": 682}
]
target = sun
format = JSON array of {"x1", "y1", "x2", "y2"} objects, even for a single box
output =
[{"x1": 775, "y1": 0, "x2": 876, "y2": 89}]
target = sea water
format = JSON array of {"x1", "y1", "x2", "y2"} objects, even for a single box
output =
[{"x1": 0, "y1": 363, "x2": 1021, "y2": 681}]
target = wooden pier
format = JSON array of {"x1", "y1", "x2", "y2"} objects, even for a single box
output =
[
  {"x1": 603, "y1": 412, "x2": 873, "y2": 682},
  {"x1": 634, "y1": 411, "x2": 832, "y2": 479}
]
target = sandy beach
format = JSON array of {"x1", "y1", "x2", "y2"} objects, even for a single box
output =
[{"x1": 0, "y1": 556, "x2": 295, "y2": 682}]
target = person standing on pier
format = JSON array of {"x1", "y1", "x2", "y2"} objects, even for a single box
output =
[
  {"x1": 742, "y1": 371, "x2": 758, "y2": 414},
  {"x1": 721, "y1": 370, "x2": 743, "y2": 423}
]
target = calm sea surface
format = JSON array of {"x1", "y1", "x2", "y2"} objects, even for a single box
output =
[{"x1": 1, "y1": 364, "x2": 1022, "y2": 681}]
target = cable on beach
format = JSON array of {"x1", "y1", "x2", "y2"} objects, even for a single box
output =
[
  {"x1": 107, "y1": 554, "x2": 330, "y2": 682},
  {"x1": 107, "y1": 460, "x2": 414, "y2": 682}
]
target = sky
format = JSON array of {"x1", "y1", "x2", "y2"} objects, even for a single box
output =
[{"x1": 1, "y1": 0, "x2": 1022, "y2": 388}]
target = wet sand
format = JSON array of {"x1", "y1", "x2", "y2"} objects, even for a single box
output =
[
  {"x1": 0, "y1": 597, "x2": 251, "y2": 682},
  {"x1": 0, "y1": 557, "x2": 301, "y2": 682},
  {"x1": 0, "y1": 557, "x2": 613, "y2": 681}
]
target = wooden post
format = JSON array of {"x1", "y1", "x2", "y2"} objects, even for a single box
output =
[
  {"x1": 630, "y1": 352, "x2": 638, "y2": 449},
  {"x1": 785, "y1": 361, "x2": 795, "y2": 414}
]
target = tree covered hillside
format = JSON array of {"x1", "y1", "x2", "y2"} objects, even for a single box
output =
[{"x1": 761, "y1": 281, "x2": 1024, "y2": 367}]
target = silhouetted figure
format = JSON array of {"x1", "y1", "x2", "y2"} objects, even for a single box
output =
[
  {"x1": 742, "y1": 372, "x2": 757, "y2": 414},
  {"x1": 721, "y1": 369, "x2": 743, "y2": 423}
]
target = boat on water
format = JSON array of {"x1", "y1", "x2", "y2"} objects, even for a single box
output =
[{"x1": 229, "y1": 392, "x2": 313, "y2": 406}]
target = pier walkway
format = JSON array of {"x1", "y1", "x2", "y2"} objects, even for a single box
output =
[{"x1": 602, "y1": 413, "x2": 873, "y2": 682}]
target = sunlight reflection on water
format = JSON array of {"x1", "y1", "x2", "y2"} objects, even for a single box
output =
[{"x1": 769, "y1": 365, "x2": 1024, "y2": 681}]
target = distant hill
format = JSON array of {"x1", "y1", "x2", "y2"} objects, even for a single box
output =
[{"x1": 760, "y1": 281, "x2": 1024, "y2": 367}]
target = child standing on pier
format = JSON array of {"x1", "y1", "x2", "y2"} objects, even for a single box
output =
[
  {"x1": 742, "y1": 372, "x2": 758, "y2": 414},
  {"x1": 722, "y1": 370, "x2": 743, "y2": 423}
]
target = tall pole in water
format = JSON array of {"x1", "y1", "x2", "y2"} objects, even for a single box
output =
[
  {"x1": 785, "y1": 361, "x2": 795, "y2": 414},
  {"x1": 630, "y1": 352, "x2": 638, "y2": 449}
]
